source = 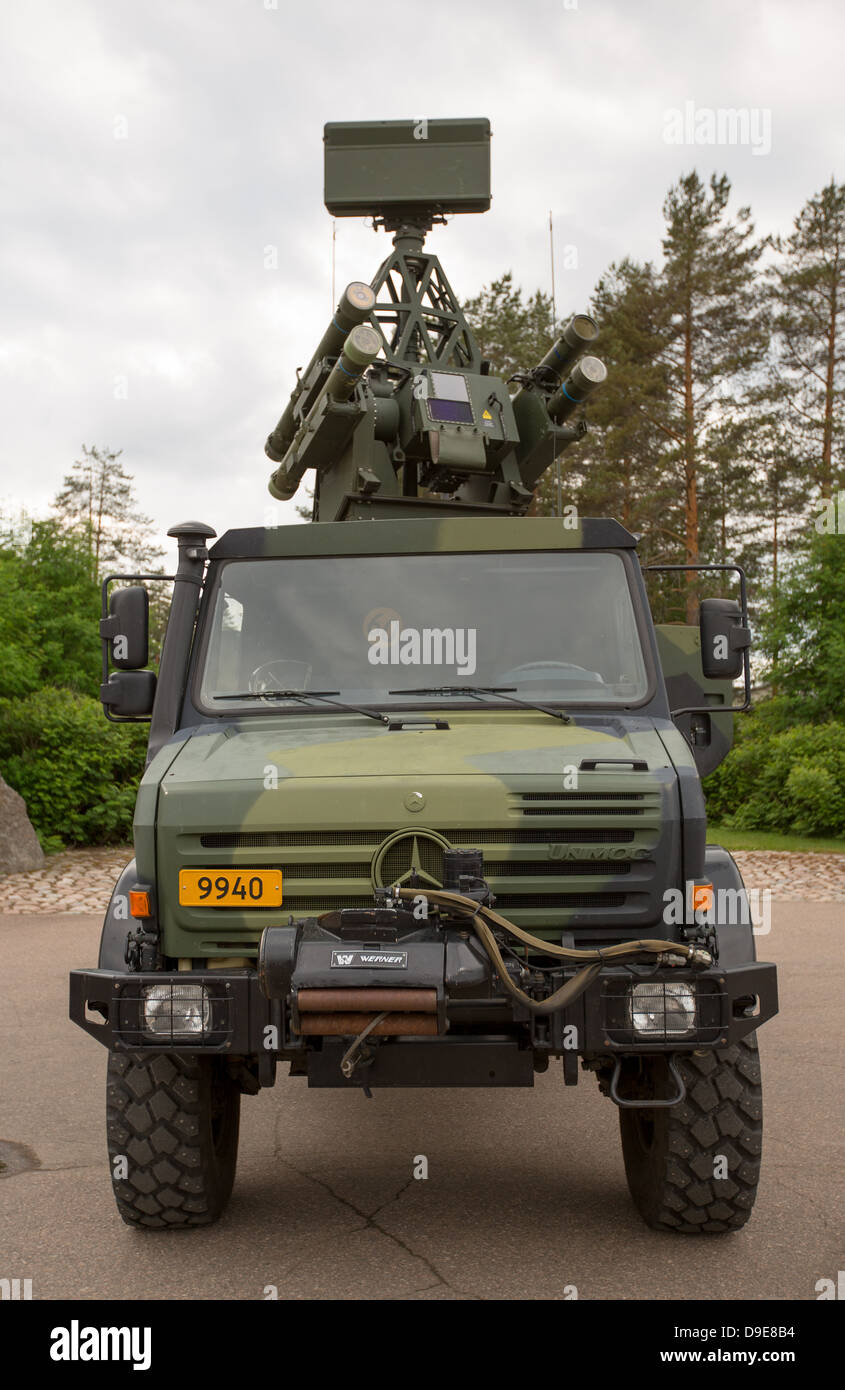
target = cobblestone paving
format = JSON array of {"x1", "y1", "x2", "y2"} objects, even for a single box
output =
[
  {"x1": 1, "y1": 845, "x2": 844, "y2": 913},
  {"x1": 727, "y1": 851, "x2": 845, "y2": 903},
  {"x1": 1, "y1": 848, "x2": 133, "y2": 914}
]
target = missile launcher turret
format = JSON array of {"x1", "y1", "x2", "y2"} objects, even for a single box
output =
[{"x1": 264, "y1": 119, "x2": 606, "y2": 521}]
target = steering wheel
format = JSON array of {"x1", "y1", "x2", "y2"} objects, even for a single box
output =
[{"x1": 248, "y1": 659, "x2": 313, "y2": 694}]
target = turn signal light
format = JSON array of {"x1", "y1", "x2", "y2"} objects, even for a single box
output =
[
  {"x1": 692, "y1": 883, "x2": 714, "y2": 913},
  {"x1": 129, "y1": 889, "x2": 152, "y2": 918}
]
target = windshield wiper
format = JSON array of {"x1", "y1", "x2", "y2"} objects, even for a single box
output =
[
  {"x1": 214, "y1": 689, "x2": 390, "y2": 724},
  {"x1": 388, "y1": 685, "x2": 571, "y2": 723}
]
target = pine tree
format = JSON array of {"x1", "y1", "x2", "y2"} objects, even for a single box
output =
[
  {"x1": 566, "y1": 267, "x2": 671, "y2": 517},
  {"x1": 657, "y1": 173, "x2": 766, "y2": 619},
  {"x1": 463, "y1": 273, "x2": 555, "y2": 381},
  {"x1": 766, "y1": 179, "x2": 845, "y2": 502},
  {"x1": 52, "y1": 445, "x2": 164, "y2": 583},
  {"x1": 462, "y1": 179, "x2": 766, "y2": 623},
  {"x1": 567, "y1": 260, "x2": 688, "y2": 619},
  {"x1": 720, "y1": 399, "x2": 806, "y2": 686}
]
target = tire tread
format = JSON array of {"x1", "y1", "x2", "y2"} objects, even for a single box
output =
[
  {"x1": 621, "y1": 1035, "x2": 763, "y2": 1234},
  {"x1": 106, "y1": 1051, "x2": 238, "y2": 1230}
]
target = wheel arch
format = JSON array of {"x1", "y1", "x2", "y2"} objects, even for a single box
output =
[
  {"x1": 705, "y1": 843, "x2": 756, "y2": 966},
  {"x1": 98, "y1": 858, "x2": 138, "y2": 971}
]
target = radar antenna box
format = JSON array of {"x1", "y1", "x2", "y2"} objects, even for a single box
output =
[{"x1": 323, "y1": 118, "x2": 491, "y2": 219}]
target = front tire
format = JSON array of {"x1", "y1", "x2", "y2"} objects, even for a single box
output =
[
  {"x1": 106, "y1": 1052, "x2": 240, "y2": 1228},
  {"x1": 619, "y1": 1035, "x2": 763, "y2": 1233}
]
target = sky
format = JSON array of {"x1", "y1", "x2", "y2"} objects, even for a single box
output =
[{"x1": 1, "y1": 0, "x2": 843, "y2": 564}]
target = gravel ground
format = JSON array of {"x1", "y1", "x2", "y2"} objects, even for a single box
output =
[{"x1": 1, "y1": 844, "x2": 844, "y2": 912}]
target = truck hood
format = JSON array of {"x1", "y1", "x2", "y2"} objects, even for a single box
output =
[
  {"x1": 154, "y1": 711, "x2": 685, "y2": 955},
  {"x1": 161, "y1": 711, "x2": 675, "y2": 786}
]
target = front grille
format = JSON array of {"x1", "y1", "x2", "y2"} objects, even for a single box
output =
[
  {"x1": 269, "y1": 891, "x2": 628, "y2": 914},
  {"x1": 487, "y1": 860, "x2": 631, "y2": 876},
  {"x1": 201, "y1": 826, "x2": 638, "y2": 848},
  {"x1": 284, "y1": 861, "x2": 370, "y2": 880},
  {"x1": 496, "y1": 893, "x2": 626, "y2": 909},
  {"x1": 201, "y1": 830, "x2": 397, "y2": 848},
  {"x1": 277, "y1": 895, "x2": 379, "y2": 912},
  {"x1": 186, "y1": 781, "x2": 664, "y2": 934},
  {"x1": 520, "y1": 791, "x2": 644, "y2": 802},
  {"x1": 520, "y1": 806, "x2": 647, "y2": 815}
]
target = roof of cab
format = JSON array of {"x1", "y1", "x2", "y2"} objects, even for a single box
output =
[{"x1": 209, "y1": 515, "x2": 638, "y2": 560}]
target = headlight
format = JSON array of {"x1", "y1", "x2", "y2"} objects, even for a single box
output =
[
  {"x1": 143, "y1": 983, "x2": 210, "y2": 1037},
  {"x1": 629, "y1": 981, "x2": 696, "y2": 1037}
]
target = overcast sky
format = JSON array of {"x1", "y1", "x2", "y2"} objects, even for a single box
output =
[{"x1": 1, "y1": 0, "x2": 842, "y2": 563}]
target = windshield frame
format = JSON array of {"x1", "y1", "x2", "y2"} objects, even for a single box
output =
[{"x1": 188, "y1": 547, "x2": 659, "y2": 719}]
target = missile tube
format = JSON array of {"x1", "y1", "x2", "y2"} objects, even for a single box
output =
[
  {"x1": 267, "y1": 323, "x2": 382, "y2": 500},
  {"x1": 546, "y1": 355, "x2": 608, "y2": 423},
  {"x1": 536, "y1": 313, "x2": 599, "y2": 385},
  {"x1": 265, "y1": 281, "x2": 376, "y2": 462}
]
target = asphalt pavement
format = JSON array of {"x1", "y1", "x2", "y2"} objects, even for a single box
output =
[{"x1": 0, "y1": 903, "x2": 841, "y2": 1301}]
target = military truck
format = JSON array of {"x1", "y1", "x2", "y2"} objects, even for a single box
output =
[{"x1": 70, "y1": 119, "x2": 777, "y2": 1233}]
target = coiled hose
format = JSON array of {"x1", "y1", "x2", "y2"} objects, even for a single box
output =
[{"x1": 395, "y1": 886, "x2": 707, "y2": 1015}]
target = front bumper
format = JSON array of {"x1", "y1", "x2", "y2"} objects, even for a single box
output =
[{"x1": 69, "y1": 956, "x2": 778, "y2": 1079}]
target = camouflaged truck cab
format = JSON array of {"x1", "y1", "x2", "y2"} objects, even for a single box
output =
[{"x1": 70, "y1": 119, "x2": 777, "y2": 1232}]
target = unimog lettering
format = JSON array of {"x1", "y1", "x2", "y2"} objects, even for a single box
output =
[
  {"x1": 549, "y1": 845, "x2": 652, "y2": 861},
  {"x1": 70, "y1": 116, "x2": 777, "y2": 1235}
]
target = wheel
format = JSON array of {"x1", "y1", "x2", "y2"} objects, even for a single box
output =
[
  {"x1": 106, "y1": 1052, "x2": 240, "y2": 1228},
  {"x1": 619, "y1": 1035, "x2": 763, "y2": 1233}
]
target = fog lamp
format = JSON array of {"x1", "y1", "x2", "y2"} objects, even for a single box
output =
[
  {"x1": 143, "y1": 983, "x2": 210, "y2": 1036},
  {"x1": 629, "y1": 981, "x2": 696, "y2": 1037}
]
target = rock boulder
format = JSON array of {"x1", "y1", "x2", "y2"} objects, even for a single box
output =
[{"x1": 0, "y1": 775, "x2": 45, "y2": 874}]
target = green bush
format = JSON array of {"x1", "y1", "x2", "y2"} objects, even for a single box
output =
[
  {"x1": 0, "y1": 522, "x2": 100, "y2": 701},
  {"x1": 0, "y1": 689, "x2": 147, "y2": 847},
  {"x1": 704, "y1": 712, "x2": 845, "y2": 837}
]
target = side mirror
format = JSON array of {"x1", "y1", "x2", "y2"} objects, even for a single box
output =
[
  {"x1": 100, "y1": 670, "x2": 157, "y2": 719},
  {"x1": 699, "y1": 598, "x2": 750, "y2": 681},
  {"x1": 100, "y1": 586, "x2": 149, "y2": 669}
]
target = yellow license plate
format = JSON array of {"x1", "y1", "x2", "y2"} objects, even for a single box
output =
[{"x1": 179, "y1": 869, "x2": 283, "y2": 907}]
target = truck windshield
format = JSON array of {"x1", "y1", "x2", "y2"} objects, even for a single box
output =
[{"x1": 198, "y1": 551, "x2": 649, "y2": 711}]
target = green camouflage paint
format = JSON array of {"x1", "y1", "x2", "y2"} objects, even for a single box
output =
[{"x1": 155, "y1": 709, "x2": 675, "y2": 959}]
